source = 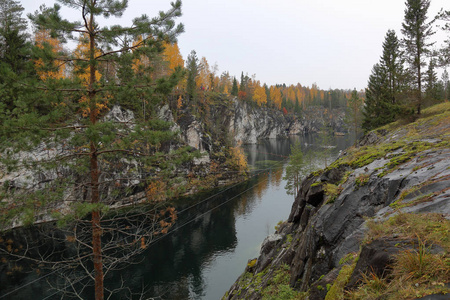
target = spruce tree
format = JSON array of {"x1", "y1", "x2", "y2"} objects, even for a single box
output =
[
  {"x1": 231, "y1": 77, "x2": 239, "y2": 96},
  {"x1": 345, "y1": 89, "x2": 363, "y2": 142},
  {"x1": 363, "y1": 64, "x2": 389, "y2": 131},
  {"x1": 401, "y1": 0, "x2": 435, "y2": 114},
  {"x1": 442, "y1": 69, "x2": 450, "y2": 100},
  {"x1": 381, "y1": 30, "x2": 404, "y2": 105},
  {"x1": 0, "y1": 1, "x2": 191, "y2": 299},
  {"x1": 186, "y1": 49, "x2": 199, "y2": 101},
  {"x1": 425, "y1": 58, "x2": 439, "y2": 102},
  {"x1": 283, "y1": 142, "x2": 306, "y2": 197},
  {"x1": 363, "y1": 30, "x2": 405, "y2": 132}
]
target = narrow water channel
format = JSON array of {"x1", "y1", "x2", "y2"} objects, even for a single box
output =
[
  {"x1": 0, "y1": 134, "x2": 353, "y2": 300},
  {"x1": 113, "y1": 134, "x2": 353, "y2": 300}
]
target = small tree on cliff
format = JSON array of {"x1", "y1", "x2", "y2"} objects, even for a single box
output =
[
  {"x1": 231, "y1": 77, "x2": 239, "y2": 96},
  {"x1": 345, "y1": 89, "x2": 363, "y2": 142},
  {"x1": 186, "y1": 49, "x2": 199, "y2": 101},
  {"x1": 0, "y1": 1, "x2": 194, "y2": 299},
  {"x1": 284, "y1": 142, "x2": 314, "y2": 197}
]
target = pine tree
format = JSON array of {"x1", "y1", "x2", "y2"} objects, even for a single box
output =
[
  {"x1": 0, "y1": 0, "x2": 28, "y2": 61},
  {"x1": 1, "y1": 1, "x2": 190, "y2": 299},
  {"x1": 401, "y1": 0, "x2": 435, "y2": 114},
  {"x1": 0, "y1": 0, "x2": 31, "y2": 115},
  {"x1": 436, "y1": 9, "x2": 450, "y2": 67}
]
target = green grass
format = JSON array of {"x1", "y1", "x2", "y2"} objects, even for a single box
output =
[
  {"x1": 325, "y1": 253, "x2": 359, "y2": 300},
  {"x1": 324, "y1": 183, "x2": 342, "y2": 204},
  {"x1": 347, "y1": 213, "x2": 450, "y2": 300}
]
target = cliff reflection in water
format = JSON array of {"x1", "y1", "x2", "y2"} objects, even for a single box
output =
[{"x1": 0, "y1": 134, "x2": 354, "y2": 300}]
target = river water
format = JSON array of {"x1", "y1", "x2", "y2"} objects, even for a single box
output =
[{"x1": 0, "y1": 134, "x2": 353, "y2": 300}]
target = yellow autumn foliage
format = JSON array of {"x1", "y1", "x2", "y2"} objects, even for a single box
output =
[{"x1": 34, "y1": 30, "x2": 66, "y2": 80}]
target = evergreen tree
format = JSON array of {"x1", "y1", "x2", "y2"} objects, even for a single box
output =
[
  {"x1": 0, "y1": 0, "x2": 29, "y2": 75},
  {"x1": 186, "y1": 49, "x2": 199, "y2": 101},
  {"x1": 317, "y1": 123, "x2": 334, "y2": 168},
  {"x1": 425, "y1": 58, "x2": 439, "y2": 102},
  {"x1": 442, "y1": 69, "x2": 450, "y2": 100},
  {"x1": 381, "y1": 30, "x2": 404, "y2": 105},
  {"x1": 1, "y1": 1, "x2": 190, "y2": 299},
  {"x1": 363, "y1": 30, "x2": 405, "y2": 132},
  {"x1": 294, "y1": 98, "x2": 301, "y2": 114},
  {"x1": 283, "y1": 142, "x2": 311, "y2": 197},
  {"x1": 281, "y1": 96, "x2": 287, "y2": 112},
  {"x1": 345, "y1": 89, "x2": 363, "y2": 142},
  {"x1": 0, "y1": 0, "x2": 31, "y2": 114},
  {"x1": 0, "y1": 0, "x2": 28, "y2": 62},
  {"x1": 231, "y1": 76, "x2": 238, "y2": 96},
  {"x1": 363, "y1": 64, "x2": 389, "y2": 131},
  {"x1": 436, "y1": 9, "x2": 450, "y2": 67},
  {"x1": 401, "y1": 0, "x2": 435, "y2": 114},
  {"x1": 239, "y1": 71, "x2": 249, "y2": 92}
]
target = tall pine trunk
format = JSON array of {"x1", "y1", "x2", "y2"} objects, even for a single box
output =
[{"x1": 88, "y1": 12, "x2": 104, "y2": 300}]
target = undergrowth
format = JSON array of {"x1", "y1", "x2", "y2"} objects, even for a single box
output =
[{"x1": 346, "y1": 213, "x2": 450, "y2": 299}]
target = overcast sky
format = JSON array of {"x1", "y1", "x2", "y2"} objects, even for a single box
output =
[{"x1": 19, "y1": 0, "x2": 449, "y2": 90}]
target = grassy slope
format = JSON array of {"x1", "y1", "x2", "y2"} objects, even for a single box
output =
[{"x1": 325, "y1": 102, "x2": 450, "y2": 300}]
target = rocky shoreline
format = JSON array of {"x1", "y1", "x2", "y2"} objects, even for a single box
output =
[{"x1": 224, "y1": 103, "x2": 450, "y2": 300}]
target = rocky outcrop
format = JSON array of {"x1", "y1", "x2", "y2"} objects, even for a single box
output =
[
  {"x1": 228, "y1": 98, "x2": 299, "y2": 143},
  {"x1": 226, "y1": 98, "x2": 347, "y2": 144},
  {"x1": 224, "y1": 104, "x2": 450, "y2": 299}
]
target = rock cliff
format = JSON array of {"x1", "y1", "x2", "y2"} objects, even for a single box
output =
[
  {"x1": 224, "y1": 103, "x2": 450, "y2": 299},
  {"x1": 0, "y1": 95, "x2": 346, "y2": 229}
]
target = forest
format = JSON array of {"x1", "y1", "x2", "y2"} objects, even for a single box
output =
[{"x1": 0, "y1": 0, "x2": 449, "y2": 299}]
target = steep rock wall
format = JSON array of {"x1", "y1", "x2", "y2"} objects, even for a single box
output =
[{"x1": 224, "y1": 107, "x2": 450, "y2": 299}]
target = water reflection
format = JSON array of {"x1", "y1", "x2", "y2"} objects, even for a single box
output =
[{"x1": 0, "y1": 134, "x2": 354, "y2": 300}]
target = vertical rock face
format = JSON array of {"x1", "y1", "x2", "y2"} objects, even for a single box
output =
[
  {"x1": 164, "y1": 97, "x2": 347, "y2": 149},
  {"x1": 229, "y1": 98, "x2": 296, "y2": 143},
  {"x1": 215, "y1": 98, "x2": 346, "y2": 144},
  {"x1": 224, "y1": 114, "x2": 450, "y2": 299}
]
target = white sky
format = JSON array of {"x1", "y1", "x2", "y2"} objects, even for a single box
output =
[{"x1": 19, "y1": 0, "x2": 449, "y2": 90}]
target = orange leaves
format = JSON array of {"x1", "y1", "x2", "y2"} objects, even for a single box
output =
[
  {"x1": 145, "y1": 180, "x2": 167, "y2": 202},
  {"x1": 73, "y1": 33, "x2": 102, "y2": 84},
  {"x1": 131, "y1": 36, "x2": 150, "y2": 76},
  {"x1": 238, "y1": 90, "x2": 247, "y2": 100},
  {"x1": 252, "y1": 81, "x2": 267, "y2": 106},
  {"x1": 78, "y1": 95, "x2": 109, "y2": 118},
  {"x1": 73, "y1": 33, "x2": 110, "y2": 118},
  {"x1": 177, "y1": 95, "x2": 183, "y2": 109},
  {"x1": 154, "y1": 206, "x2": 177, "y2": 236},
  {"x1": 230, "y1": 143, "x2": 248, "y2": 174},
  {"x1": 270, "y1": 86, "x2": 282, "y2": 109},
  {"x1": 34, "y1": 30, "x2": 66, "y2": 80},
  {"x1": 196, "y1": 56, "x2": 210, "y2": 90},
  {"x1": 162, "y1": 42, "x2": 184, "y2": 72}
]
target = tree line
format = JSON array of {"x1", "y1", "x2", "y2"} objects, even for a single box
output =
[
  {"x1": 363, "y1": 0, "x2": 450, "y2": 132},
  {"x1": 184, "y1": 49, "x2": 354, "y2": 115}
]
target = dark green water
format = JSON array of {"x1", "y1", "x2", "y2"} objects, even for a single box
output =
[{"x1": 0, "y1": 134, "x2": 353, "y2": 300}]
